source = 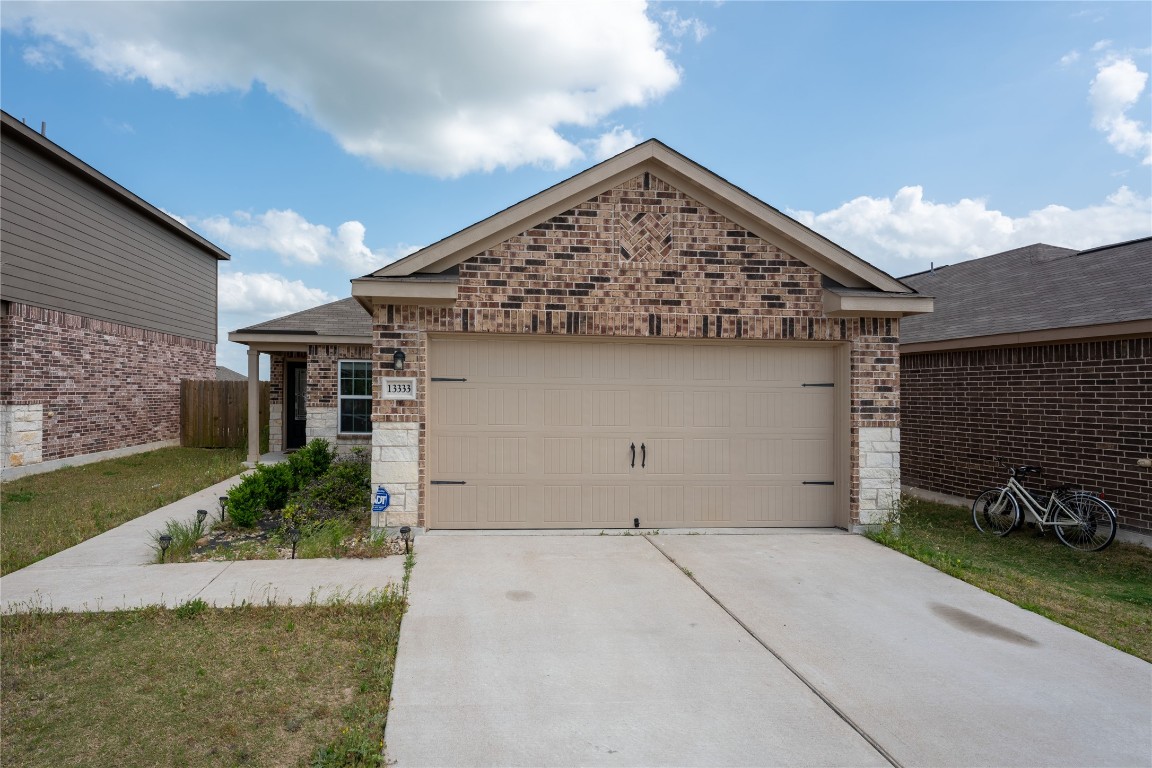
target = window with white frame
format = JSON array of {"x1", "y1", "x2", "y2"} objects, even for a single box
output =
[{"x1": 338, "y1": 360, "x2": 372, "y2": 434}]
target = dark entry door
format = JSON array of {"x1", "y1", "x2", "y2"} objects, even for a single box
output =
[{"x1": 285, "y1": 362, "x2": 307, "y2": 450}]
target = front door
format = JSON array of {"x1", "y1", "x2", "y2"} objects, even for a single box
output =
[{"x1": 285, "y1": 362, "x2": 307, "y2": 450}]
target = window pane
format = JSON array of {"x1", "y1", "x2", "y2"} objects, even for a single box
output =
[
  {"x1": 340, "y1": 361, "x2": 372, "y2": 397},
  {"x1": 340, "y1": 398, "x2": 371, "y2": 434}
]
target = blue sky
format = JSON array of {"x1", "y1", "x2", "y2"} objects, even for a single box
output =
[{"x1": 2, "y1": 1, "x2": 1150, "y2": 375}]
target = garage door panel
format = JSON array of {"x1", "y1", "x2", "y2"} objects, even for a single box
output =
[
  {"x1": 743, "y1": 485, "x2": 787, "y2": 522},
  {"x1": 433, "y1": 484, "x2": 478, "y2": 524},
  {"x1": 429, "y1": 338, "x2": 837, "y2": 529},
  {"x1": 690, "y1": 392, "x2": 731, "y2": 427},
  {"x1": 431, "y1": 435, "x2": 483, "y2": 475},
  {"x1": 646, "y1": 438, "x2": 684, "y2": 474},
  {"x1": 545, "y1": 389, "x2": 587, "y2": 427},
  {"x1": 591, "y1": 485, "x2": 632, "y2": 524},
  {"x1": 544, "y1": 486, "x2": 583, "y2": 524}
]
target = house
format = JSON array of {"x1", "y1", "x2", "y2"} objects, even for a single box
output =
[
  {"x1": 232, "y1": 140, "x2": 932, "y2": 531},
  {"x1": 216, "y1": 366, "x2": 248, "y2": 382},
  {"x1": 0, "y1": 110, "x2": 229, "y2": 477},
  {"x1": 900, "y1": 237, "x2": 1152, "y2": 542}
]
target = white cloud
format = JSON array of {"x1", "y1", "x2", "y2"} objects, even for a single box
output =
[
  {"x1": 661, "y1": 9, "x2": 710, "y2": 45},
  {"x1": 1, "y1": 1, "x2": 685, "y2": 176},
  {"x1": 218, "y1": 271, "x2": 335, "y2": 315},
  {"x1": 1089, "y1": 56, "x2": 1152, "y2": 165},
  {"x1": 188, "y1": 209, "x2": 418, "y2": 275},
  {"x1": 1091, "y1": 39, "x2": 1114, "y2": 52},
  {"x1": 588, "y1": 126, "x2": 641, "y2": 160},
  {"x1": 1059, "y1": 50, "x2": 1080, "y2": 67},
  {"x1": 789, "y1": 185, "x2": 1152, "y2": 274}
]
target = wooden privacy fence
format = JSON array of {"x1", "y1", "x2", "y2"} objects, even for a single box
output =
[{"x1": 181, "y1": 380, "x2": 269, "y2": 449}]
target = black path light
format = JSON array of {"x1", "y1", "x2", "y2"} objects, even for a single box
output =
[
  {"x1": 399, "y1": 526, "x2": 412, "y2": 555},
  {"x1": 158, "y1": 534, "x2": 173, "y2": 562},
  {"x1": 218, "y1": 496, "x2": 228, "y2": 522},
  {"x1": 196, "y1": 509, "x2": 208, "y2": 528},
  {"x1": 288, "y1": 527, "x2": 300, "y2": 560}
]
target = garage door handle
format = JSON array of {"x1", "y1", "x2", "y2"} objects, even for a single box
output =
[
  {"x1": 630, "y1": 443, "x2": 636, "y2": 468},
  {"x1": 641, "y1": 443, "x2": 646, "y2": 468}
]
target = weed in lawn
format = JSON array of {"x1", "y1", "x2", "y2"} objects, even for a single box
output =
[{"x1": 151, "y1": 516, "x2": 208, "y2": 563}]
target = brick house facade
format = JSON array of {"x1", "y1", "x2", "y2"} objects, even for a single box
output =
[
  {"x1": 0, "y1": 111, "x2": 228, "y2": 476},
  {"x1": 236, "y1": 141, "x2": 930, "y2": 531},
  {"x1": 900, "y1": 239, "x2": 1152, "y2": 540}
]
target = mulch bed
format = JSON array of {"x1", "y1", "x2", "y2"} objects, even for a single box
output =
[{"x1": 189, "y1": 510, "x2": 407, "y2": 561}]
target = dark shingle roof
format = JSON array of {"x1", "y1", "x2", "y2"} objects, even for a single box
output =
[
  {"x1": 216, "y1": 366, "x2": 247, "y2": 381},
  {"x1": 900, "y1": 238, "x2": 1152, "y2": 344},
  {"x1": 236, "y1": 297, "x2": 372, "y2": 337}
]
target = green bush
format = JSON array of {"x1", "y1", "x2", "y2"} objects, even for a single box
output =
[
  {"x1": 282, "y1": 449, "x2": 371, "y2": 530},
  {"x1": 286, "y1": 439, "x2": 335, "y2": 491},
  {"x1": 227, "y1": 462, "x2": 295, "y2": 527}
]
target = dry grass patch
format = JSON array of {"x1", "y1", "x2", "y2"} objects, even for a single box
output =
[
  {"x1": 1, "y1": 447, "x2": 244, "y2": 575},
  {"x1": 870, "y1": 497, "x2": 1152, "y2": 661},
  {"x1": 2, "y1": 585, "x2": 407, "y2": 767}
]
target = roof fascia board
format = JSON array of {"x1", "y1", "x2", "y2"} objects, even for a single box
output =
[
  {"x1": 373, "y1": 141, "x2": 909, "y2": 294},
  {"x1": 823, "y1": 291, "x2": 934, "y2": 318},
  {"x1": 227, "y1": 333, "x2": 371, "y2": 349},
  {"x1": 901, "y1": 319, "x2": 1152, "y2": 353},
  {"x1": 1, "y1": 111, "x2": 231, "y2": 262},
  {"x1": 350, "y1": 277, "x2": 459, "y2": 305}
]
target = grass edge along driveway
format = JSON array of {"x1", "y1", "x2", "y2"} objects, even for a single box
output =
[{"x1": 869, "y1": 496, "x2": 1152, "y2": 662}]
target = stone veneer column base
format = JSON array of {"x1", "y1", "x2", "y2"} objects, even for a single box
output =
[
  {"x1": 371, "y1": 422, "x2": 419, "y2": 529},
  {"x1": 857, "y1": 427, "x2": 901, "y2": 526},
  {"x1": 0, "y1": 404, "x2": 44, "y2": 470}
]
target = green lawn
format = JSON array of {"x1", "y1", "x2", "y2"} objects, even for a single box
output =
[
  {"x1": 1, "y1": 447, "x2": 245, "y2": 575},
  {"x1": 870, "y1": 497, "x2": 1152, "y2": 661},
  {"x1": 1, "y1": 583, "x2": 408, "y2": 768}
]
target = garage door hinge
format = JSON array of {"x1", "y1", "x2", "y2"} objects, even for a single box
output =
[
  {"x1": 431, "y1": 377, "x2": 468, "y2": 382},
  {"x1": 430, "y1": 480, "x2": 467, "y2": 485},
  {"x1": 802, "y1": 481, "x2": 835, "y2": 485},
  {"x1": 801, "y1": 382, "x2": 834, "y2": 387}
]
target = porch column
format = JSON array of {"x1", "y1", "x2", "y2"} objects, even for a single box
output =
[{"x1": 247, "y1": 348, "x2": 260, "y2": 464}]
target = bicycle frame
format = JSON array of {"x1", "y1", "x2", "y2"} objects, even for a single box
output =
[{"x1": 993, "y1": 475, "x2": 1076, "y2": 530}]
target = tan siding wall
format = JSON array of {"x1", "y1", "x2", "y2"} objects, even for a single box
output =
[
  {"x1": 370, "y1": 173, "x2": 900, "y2": 526},
  {"x1": 0, "y1": 136, "x2": 218, "y2": 342}
]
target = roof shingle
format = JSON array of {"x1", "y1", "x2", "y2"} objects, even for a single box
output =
[
  {"x1": 900, "y1": 238, "x2": 1152, "y2": 344},
  {"x1": 235, "y1": 297, "x2": 371, "y2": 338}
]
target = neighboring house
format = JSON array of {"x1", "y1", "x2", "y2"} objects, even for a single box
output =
[
  {"x1": 232, "y1": 140, "x2": 931, "y2": 531},
  {"x1": 900, "y1": 237, "x2": 1152, "y2": 541},
  {"x1": 216, "y1": 366, "x2": 248, "y2": 382},
  {"x1": 0, "y1": 111, "x2": 229, "y2": 476}
]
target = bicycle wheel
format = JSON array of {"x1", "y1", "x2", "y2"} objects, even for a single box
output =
[
  {"x1": 972, "y1": 489, "x2": 1019, "y2": 536},
  {"x1": 1053, "y1": 493, "x2": 1117, "y2": 552}
]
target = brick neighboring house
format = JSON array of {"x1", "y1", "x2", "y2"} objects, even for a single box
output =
[
  {"x1": 233, "y1": 140, "x2": 932, "y2": 531},
  {"x1": 900, "y1": 237, "x2": 1152, "y2": 542},
  {"x1": 0, "y1": 111, "x2": 230, "y2": 476}
]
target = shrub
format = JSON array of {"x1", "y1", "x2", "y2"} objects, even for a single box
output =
[
  {"x1": 283, "y1": 449, "x2": 371, "y2": 530},
  {"x1": 227, "y1": 462, "x2": 295, "y2": 527},
  {"x1": 286, "y1": 439, "x2": 335, "y2": 491}
]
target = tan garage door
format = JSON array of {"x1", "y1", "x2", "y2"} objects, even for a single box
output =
[{"x1": 428, "y1": 337, "x2": 837, "y2": 529}]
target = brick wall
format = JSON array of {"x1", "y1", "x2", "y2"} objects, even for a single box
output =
[
  {"x1": 370, "y1": 173, "x2": 902, "y2": 527},
  {"x1": 902, "y1": 337, "x2": 1151, "y2": 535},
  {"x1": 0, "y1": 301, "x2": 215, "y2": 465}
]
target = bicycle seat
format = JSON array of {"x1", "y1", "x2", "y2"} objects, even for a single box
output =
[{"x1": 1017, "y1": 465, "x2": 1043, "y2": 476}]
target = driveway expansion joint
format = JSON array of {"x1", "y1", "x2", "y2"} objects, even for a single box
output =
[{"x1": 642, "y1": 534, "x2": 904, "y2": 768}]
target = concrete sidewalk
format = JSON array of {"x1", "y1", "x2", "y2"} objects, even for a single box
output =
[{"x1": 0, "y1": 475, "x2": 407, "y2": 613}]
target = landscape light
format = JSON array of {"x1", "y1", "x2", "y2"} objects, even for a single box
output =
[
  {"x1": 218, "y1": 496, "x2": 228, "y2": 522},
  {"x1": 399, "y1": 526, "x2": 412, "y2": 555},
  {"x1": 196, "y1": 509, "x2": 208, "y2": 527},
  {"x1": 288, "y1": 527, "x2": 301, "y2": 560},
  {"x1": 158, "y1": 534, "x2": 173, "y2": 562}
]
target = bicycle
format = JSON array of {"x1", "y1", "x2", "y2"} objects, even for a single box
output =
[{"x1": 972, "y1": 459, "x2": 1117, "y2": 552}]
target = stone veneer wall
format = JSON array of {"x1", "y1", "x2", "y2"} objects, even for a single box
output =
[
  {"x1": 0, "y1": 302, "x2": 215, "y2": 467},
  {"x1": 371, "y1": 173, "x2": 901, "y2": 528},
  {"x1": 903, "y1": 338, "x2": 1151, "y2": 535}
]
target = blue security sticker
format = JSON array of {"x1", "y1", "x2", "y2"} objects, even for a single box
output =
[{"x1": 372, "y1": 485, "x2": 391, "y2": 513}]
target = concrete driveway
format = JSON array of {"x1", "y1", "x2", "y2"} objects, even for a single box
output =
[{"x1": 386, "y1": 532, "x2": 1151, "y2": 768}]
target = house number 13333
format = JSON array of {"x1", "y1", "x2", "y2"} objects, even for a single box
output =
[{"x1": 383, "y1": 378, "x2": 416, "y2": 400}]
